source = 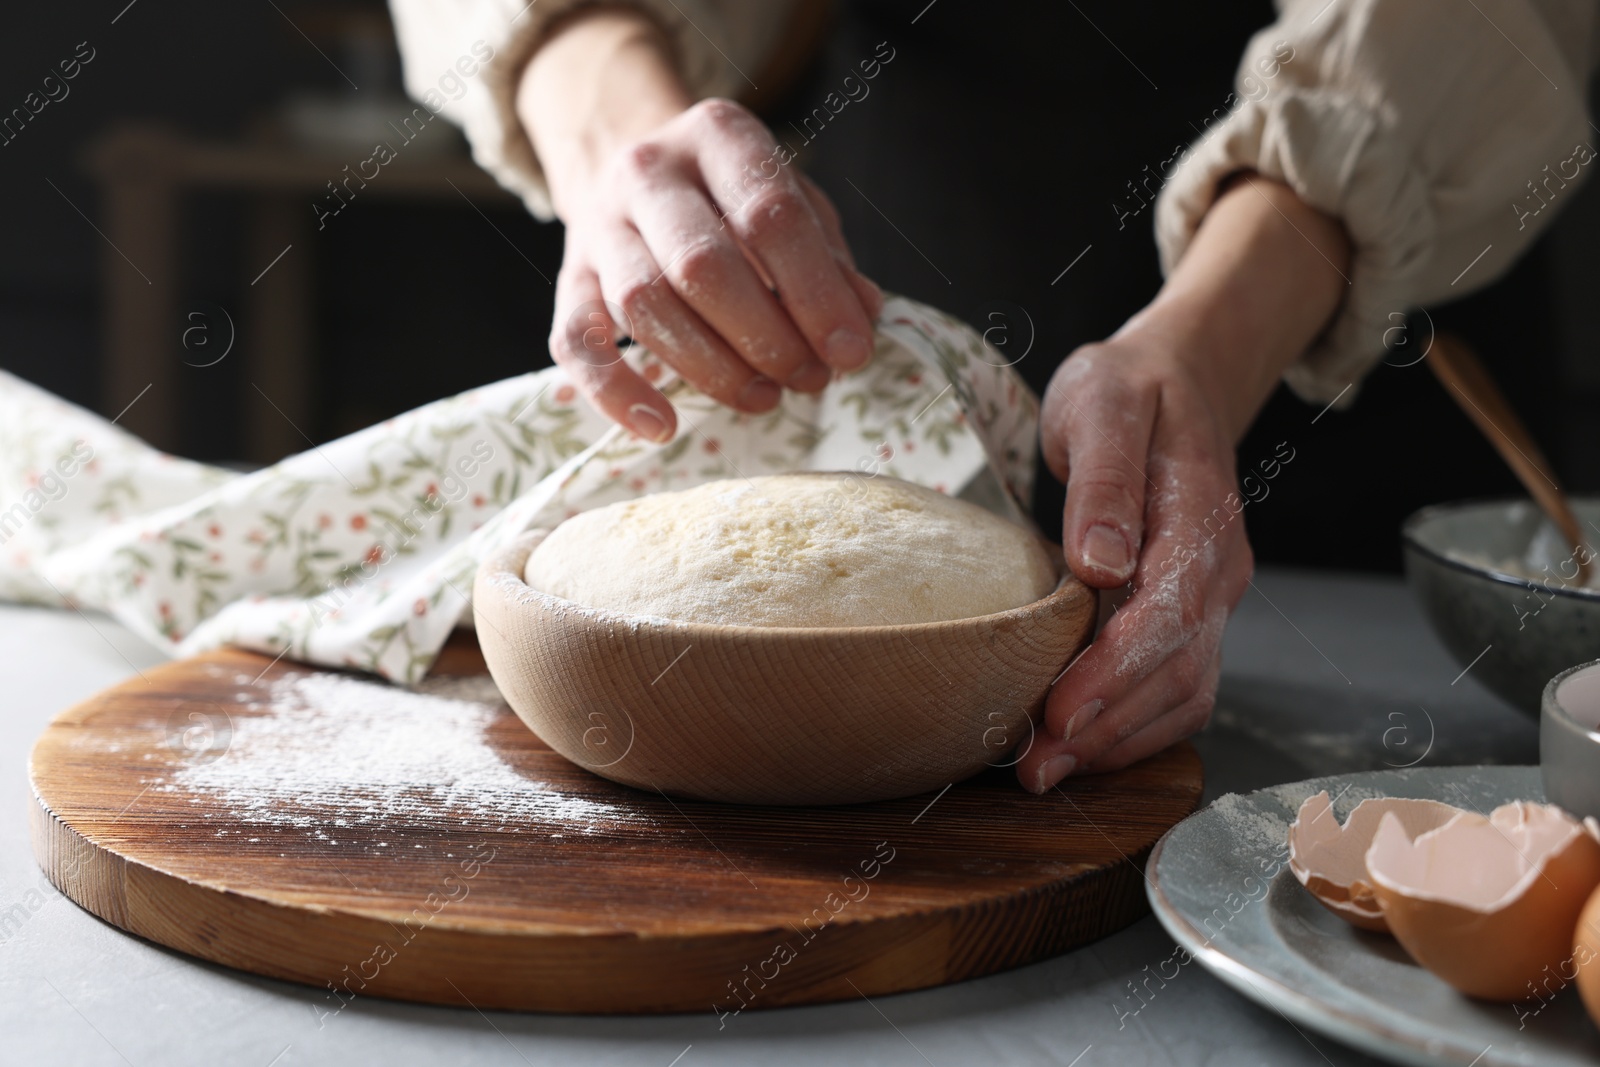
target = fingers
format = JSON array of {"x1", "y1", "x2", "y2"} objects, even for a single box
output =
[
  {"x1": 796, "y1": 173, "x2": 855, "y2": 267},
  {"x1": 1064, "y1": 604, "x2": 1226, "y2": 765},
  {"x1": 1078, "y1": 651, "x2": 1222, "y2": 775},
  {"x1": 592, "y1": 222, "x2": 784, "y2": 415},
  {"x1": 1016, "y1": 593, "x2": 1228, "y2": 794},
  {"x1": 797, "y1": 174, "x2": 885, "y2": 320},
  {"x1": 1042, "y1": 479, "x2": 1237, "y2": 745},
  {"x1": 1043, "y1": 559, "x2": 1204, "y2": 738},
  {"x1": 555, "y1": 97, "x2": 884, "y2": 432},
  {"x1": 627, "y1": 176, "x2": 831, "y2": 393},
  {"x1": 694, "y1": 104, "x2": 877, "y2": 374},
  {"x1": 1045, "y1": 352, "x2": 1159, "y2": 587},
  {"x1": 1215, "y1": 517, "x2": 1255, "y2": 612},
  {"x1": 842, "y1": 267, "x2": 886, "y2": 325},
  {"x1": 1017, "y1": 444, "x2": 1249, "y2": 794},
  {"x1": 1036, "y1": 523, "x2": 1210, "y2": 744},
  {"x1": 549, "y1": 263, "x2": 676, "y2": 442}
]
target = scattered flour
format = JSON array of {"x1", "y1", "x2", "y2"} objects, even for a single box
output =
[
  {"x1": 1207, "y1": 776, "x2": 1466, "y2": 863},
  {"x1": 411, "y1": 672, "x2": 511, "y2": 705},
  {"x1": 1207, "y1": 791, "x2": 1291, "y2": 855},
  {"x1": 158, "y1": 670, "x2": 650, "y2": 839}
]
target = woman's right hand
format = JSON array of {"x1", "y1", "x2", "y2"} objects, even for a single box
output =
[{"x1": 519, "y1": 13, "x2": 882, "y2": 442}]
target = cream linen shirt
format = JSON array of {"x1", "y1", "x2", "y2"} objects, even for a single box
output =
[
  {"x1": 387, "y1": 0, "x2": 1599, "y2": 406},
  {"x1": 387, "y1": 0, "x2": 803, "y2": 220},
  {"x1": 1157, "y1": 0, "x2": 1598, "y2": 405}
]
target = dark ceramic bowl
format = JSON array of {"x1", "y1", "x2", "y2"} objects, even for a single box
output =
[
  {"x1": 1402, "y1": 496, "x2": 1600, "y2": 714},
  {"x1": 1542, "y1": 659, "x2": 1600, "y2": 820}
]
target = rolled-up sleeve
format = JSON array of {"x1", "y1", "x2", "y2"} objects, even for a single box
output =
[
  {"x1": 387, "y1": 0, "x2": 797, "y2": 220},
  {"x1": 1154, "y1": 0, "x2": 1597, "y2": 407}
]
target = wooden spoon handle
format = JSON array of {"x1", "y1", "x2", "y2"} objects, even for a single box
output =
[{"x1": 1425, "y1": 334, "x2": 1593, "y2": 585}]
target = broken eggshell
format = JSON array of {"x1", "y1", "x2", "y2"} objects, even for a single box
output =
[
  {"x1": 1577, "y1": 882, "x2": 1600, "y2": 1029},
  {"x1": 1287, "y1": 791, "x2": 1462, "y2": 933},
  {"x1": 1366, "y1": 803, "x2": 1600, "y2": 1002}
]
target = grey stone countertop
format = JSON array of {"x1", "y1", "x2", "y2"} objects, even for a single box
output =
[{"x1": 0, "y1": 566, "x2": 1536, "y2": 1066}]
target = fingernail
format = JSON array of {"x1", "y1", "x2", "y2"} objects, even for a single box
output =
[
  {"x1": 1084, "y1": 523, "x2": 1133, "y2": 579},
  {"x1": 787, "y1": 362, "x2": 831, "y2": 393},
  {"x1": 1033, "y1": 754, "x2": 1077, "y2": 793},
  {"x1": 739, "y1": 376, "x2": 782, "y2": 411},
  {"x1": 1063, "y1": 699, "x2": 1104, "y2": 741},
  {"x1": 626, "y1": 402, "x2": 672, "y2": 443},
  {"x1": 824, "y1": 328, "x2": 872, "y2": 371}
]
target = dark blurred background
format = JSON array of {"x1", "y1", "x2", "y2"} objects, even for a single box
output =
[{"x1": 2, "y1": 0, "x2": 1595, "y2": 571}]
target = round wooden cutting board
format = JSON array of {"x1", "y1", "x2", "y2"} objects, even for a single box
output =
[{"x1": 29, "y1": 636, "x2": 1203, "y2": 1015}]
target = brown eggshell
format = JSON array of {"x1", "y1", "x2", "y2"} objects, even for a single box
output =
[
  {"x1": 1287, "y1": 791, "x2": 1462, "y2": 933},
  {"x1": 1574, "y1": 858, "x2": 1600, "y2": 1029},
  {"x1": 1367, "y1": 803, "x2": 1600, "y2": 1002}
]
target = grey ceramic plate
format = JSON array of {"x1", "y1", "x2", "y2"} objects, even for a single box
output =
[{"x1": 1147, "y1": 766, "x2": 1600, "y2": 1067}]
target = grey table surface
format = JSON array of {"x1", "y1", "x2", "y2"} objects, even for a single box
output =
[{"x1": 0, "y1": 566, "x2": 1538, "y2": 1067}]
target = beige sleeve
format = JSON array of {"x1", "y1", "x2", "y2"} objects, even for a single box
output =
[
  {"x1": 386, "y1": 0, "x2": 799, "y2": 220},
  {"x1": 1153, "y1": 0, "x2": 1598, "y2": 407}
]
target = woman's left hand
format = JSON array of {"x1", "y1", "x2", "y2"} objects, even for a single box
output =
[{"x1": 1010, "y1": 172, "x2": 1353, "y2": 793}]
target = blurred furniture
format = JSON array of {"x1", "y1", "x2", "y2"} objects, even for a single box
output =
[{"x1": 85, "y1": 123, "x2": 516, "y2": 461}]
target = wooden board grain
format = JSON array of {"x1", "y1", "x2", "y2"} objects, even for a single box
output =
[{"x1": 28, "y1": 636, "x2": 1203, "y2": 1015}]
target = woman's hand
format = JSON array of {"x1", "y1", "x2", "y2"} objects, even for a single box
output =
[
  {"x1": 1016, "y1": 172, "x2": 1353, "y2": 793},
  {"x1": 518, "y1": 11, "x2": 882, "y2": 442},
  {"x1": 552, "y1": 102, "x2": 884, "y2": 441},
  {"x1": 1015, "y1": 332, "x2": 1254, "y2": 789}
]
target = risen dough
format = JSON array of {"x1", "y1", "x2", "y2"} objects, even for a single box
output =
[{"x1": 522, "y1": 473, "x2": 1058, "y2": 627}]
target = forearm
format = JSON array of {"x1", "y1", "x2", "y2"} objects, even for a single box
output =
[
  {"x1": 516, "y1": 7, "x2": 694, "y2": 219},
  {"x1": 1119, "y1": 173, "x2": 1352, "y2": 441}
]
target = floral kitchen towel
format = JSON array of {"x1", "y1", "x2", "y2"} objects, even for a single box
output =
[{"x1": 0, "y1": 295, "x2": 1040, "y2": 684}]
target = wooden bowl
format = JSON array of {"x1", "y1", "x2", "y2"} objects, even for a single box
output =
[{"x1": 473, "y1": 529, "x2": 1097, "y2": 805}]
